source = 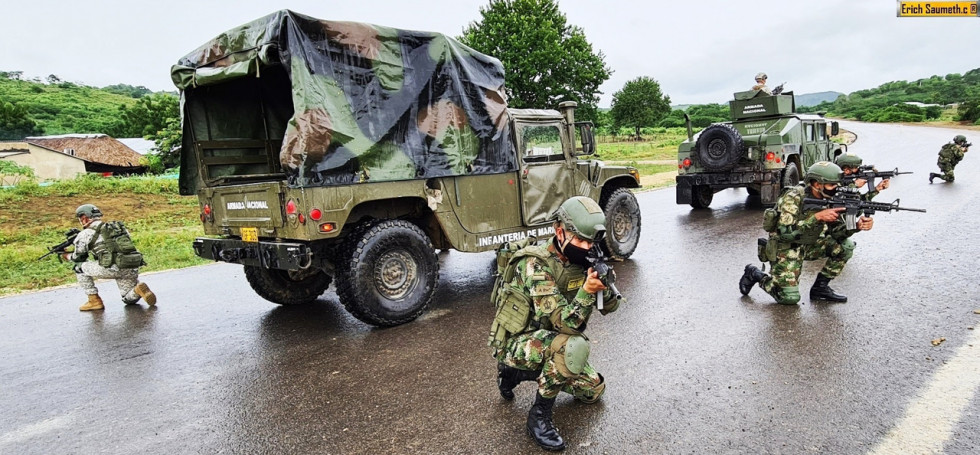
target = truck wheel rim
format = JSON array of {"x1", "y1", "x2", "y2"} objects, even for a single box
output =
[
  {"x1": 374, "y1": 250, "x2": 417, "y2": 300},
  {"x1": 611, "y1": 206, "x2": 633, "y2": 242},
  {"x1": 707, "y1": 139, "x2": 727, "y2": 159}
]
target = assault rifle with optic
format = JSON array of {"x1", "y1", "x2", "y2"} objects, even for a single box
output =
[
  {"x1": 37, "y1": 228, "x2": 81, "y2": 262},
  {"x1": 802, "y1": 187, "x2": 926, "y2": 230},
  {"x1": 841, "y1": 165, "x2": 913, "y2": 194},
  {"x1": 585, "y1": 230, "x2": 623, "y2": 311}
]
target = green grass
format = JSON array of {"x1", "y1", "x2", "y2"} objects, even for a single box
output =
[{"x1": 593, "y1": 128, "x2": 687, "y2": 161}]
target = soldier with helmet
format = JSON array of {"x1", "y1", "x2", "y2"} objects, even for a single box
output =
[
  {"x1": 488, "y1": 196, "x2": 621, "y2": 451},
  {"x1": 930, "y1": 134, "x2": 971, "y2": 183},
  {"x1": 64, "y1": 204, "x2": 156, "y2": 311},
  {"x1": 752, "y1": 72, "x2": 772, "y2": 95},
  {"x1": 740, "y1": 162, "x2": 874, "y2": 305},
  {"x1": 835, "y1": 152, "x2": 889, "y2": 200}
]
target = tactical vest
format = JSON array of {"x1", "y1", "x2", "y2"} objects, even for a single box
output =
[
  {"x1": 488, "y1": 239, "x2": 584, "y2": 349},
  {"x1": 89, "y1": 221, "x2": 145, "y2": 269}
]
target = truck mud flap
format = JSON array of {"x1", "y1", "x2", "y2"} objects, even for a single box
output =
[{"x1": 193, "y1": 238, "x2": 312, "y2": 271}]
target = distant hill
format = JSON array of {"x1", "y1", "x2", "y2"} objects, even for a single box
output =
[{"x1": 795, "y1": 91, "x2": 844, "y2": 107}]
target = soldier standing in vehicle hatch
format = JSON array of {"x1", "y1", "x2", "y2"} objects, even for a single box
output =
[
  {"x1": 752, "y1": 72, "x2": 772, "y2": 95},
  {"x1": 488, "y1": 196, "x2": 621, "y2": 451}
]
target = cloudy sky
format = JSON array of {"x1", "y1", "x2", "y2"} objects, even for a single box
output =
[{"x1": 3, "y1": 0, "x2": 978, "y2": 106}]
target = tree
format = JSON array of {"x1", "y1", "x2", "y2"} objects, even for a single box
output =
[
  {"x1": 114, "y1": 92, "x2": 179, "y2": 138},
  {"x1": 147, "y1": 116, "x2": 182, "y2": 171},
  {"x1": 460, "y1": 0, "x2": 611, "y2": 122},
  {"x1": 609, "y1": 77, "x2": 671, "y2": 140},
  {"x1": 0, "y1": 100, "x2": 43, "y2": 140}
]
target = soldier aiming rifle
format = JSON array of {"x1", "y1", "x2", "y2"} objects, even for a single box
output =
[{"x1": 38, "y1": 228, "x2": 81, "y2": 261}]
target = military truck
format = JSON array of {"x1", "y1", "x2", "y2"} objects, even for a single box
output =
[
  {"x1": 675, "y1": 89, "x2": 844, "y2": 208},
  {"x1": 172, "y1": 10, "x2": 642, "y2": 327}
]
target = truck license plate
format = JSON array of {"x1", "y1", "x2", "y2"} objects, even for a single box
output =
[{"x1": 241, "y1": 227, "x2": 258, "y2": 243}]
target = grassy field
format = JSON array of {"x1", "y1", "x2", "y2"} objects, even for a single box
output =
[{"x1": 0, "y1": 175, "x2": 207, "y2": 296}]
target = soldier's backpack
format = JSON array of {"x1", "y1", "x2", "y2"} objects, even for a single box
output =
[
  {"x1": 90, "y1": 221, "x2": 145, "y2": 269},
  {"x1": 488, "y1": 236, "x2": 551, "y2": 349}
]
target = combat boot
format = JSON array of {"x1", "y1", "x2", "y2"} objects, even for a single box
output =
[
  {"x1": 526, "y1": 393, "x2": 565, "y2": 451},
  {"x1": 929, "y1": 173, "x2": 939, "y2": 183},
  {"x1": 134, "y1": 282, "x2": 156, "y2": 306},
  {"x1": 810, "y1": 274, "x2": 847, "y2": 303},
  {"x1": 497, "y1": 363, "x2": 539, "y2": 401},
  {"x1": 79, "y1": 294, "x2": 104, "y2": 311},
  {"x1": 739, "y1": 264, "x2": 766, "y2": 295}
]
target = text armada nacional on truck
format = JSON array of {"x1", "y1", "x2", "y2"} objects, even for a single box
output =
[
  {"x1": 172, "y1": 10, "x2": 642, "y2": 327},
  {"x1": 675, "y1": 89, "x2": 844, "y2": 208}
]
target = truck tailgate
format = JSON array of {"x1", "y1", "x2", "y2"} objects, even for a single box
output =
[{"x1": 206, "y1": 183, "x2": 285, "y2": 228}]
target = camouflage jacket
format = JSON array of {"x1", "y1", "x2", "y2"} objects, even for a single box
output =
[
  {"x1": 770, "y1": 185, "x2": 853, "y2": 245},
  {"x1": 509, "y1": 243, "x2": 616, "y2": 335},
  {"x1": 939, "y1": 143, "x2": 965, "y2": 164},
  {"x1": 69, "y1": 220, "x2": 104, "y2": 263}
]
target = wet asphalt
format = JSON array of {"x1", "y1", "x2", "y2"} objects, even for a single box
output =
[{"x1": 1, "y1": 122, "x2": 978, "y2": 454}]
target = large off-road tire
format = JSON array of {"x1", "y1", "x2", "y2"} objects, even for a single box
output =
[
  {"x1": 781, "y1": 162, "x2": 800, "y2": 189},
  {"x1": 690, "y1": 185, "x2": 714, "y2": 209},
  {"x1": 600, "y1": 188, "x2": 641, "y2": 259},
  {"x1": 335, "y1": 220, "x2": 439, "y2": 327},
  {"x1": 244, "y1": 265, "x2": 332, "y2": 305},
  {"x1": 695, "y1": 124, "x2": 744, "y2": 172}
]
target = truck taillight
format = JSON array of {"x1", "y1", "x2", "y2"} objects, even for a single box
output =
[
  {"x1": 766, "y1": 152, "x2": 776, "y2": 161},
  {"x1": 318, "y1": 223, "x2": 337, "y2": 233},
  {"x1": 203, "y1": 204, "x2": 211, "y2": 215},
  {"x1": 682, "y1": 158, "x2": 692, "y2": 168},
  {"x1": 286, "y1": 199, "x2": 297, "y2": 215},
  {"x1": 310, "y1": 208, "x2": 322, "y2": 221}
]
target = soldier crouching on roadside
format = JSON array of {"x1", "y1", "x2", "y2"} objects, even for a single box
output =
[
  {"x1": 64, "y1": 204, "x2": 156, "y2": 311},
  {"x1": 488, "y1": 196, "x2": 622, "y2": 451},
  {"x1": 739, "y1": 162, "x2": 872, "y2": 304}
]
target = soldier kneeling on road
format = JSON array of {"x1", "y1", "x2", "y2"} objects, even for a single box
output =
[
  {"x1": 740, "y1": 162, "x2": 873, "y2": 304},
  {"x1": 488, "y1": 196, "x2": 622, "y2": 451},
  {"x1": 64, "y1": 204, "x2": 156, "y2": 311}
]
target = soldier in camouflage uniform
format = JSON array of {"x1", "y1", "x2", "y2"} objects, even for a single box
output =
[
  {"x1": 836, "y1": 152, "x2": 889, "y2": 201},
  {"x1": 929, "y1": 135, "x2": 971, "y2": 183},
  {"x1": 739, "y1": 162, "x2": 874, "y2": 304},
  {"x1": 752, "y1": 72, "x2": 772, "y2": 95},
  {"x1": 490, "y1": 196, "x2": 621, "y2": 451},
  {"x1": 65, "y1": 204, "x2": 156, "y2": 311}
]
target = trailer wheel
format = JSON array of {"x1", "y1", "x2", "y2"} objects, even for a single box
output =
[
  {"x1": 690, "y1": 185, "x2": 714, "y2": 209},
  {"x1": 244, "y1": 266, "x2": 332, "y2": 305},
  {"x1": 336, "y1": 220, "x2": 439, "y2": 327},
  {"x1": 695, "y1": 124, "x2": 744, "y2": 172},
  {"x1": 600, "y1": 188, "x2": 641, "y2": 259}
]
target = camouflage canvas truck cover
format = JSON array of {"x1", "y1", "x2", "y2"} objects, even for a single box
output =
[
  {"x1": 172, "y1": 10, "x2": 641, "y2": 327},
  {"x1": 675, "y1": 89, "x2": 844, "y2": 208}
]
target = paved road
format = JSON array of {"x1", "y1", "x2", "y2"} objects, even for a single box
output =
[{"x1": 1, "y1": 122, "x2": 978, "y2": 454}]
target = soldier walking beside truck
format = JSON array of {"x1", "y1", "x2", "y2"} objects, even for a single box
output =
[{"x1": 930, "y1": 134, "x2": 971, "y2": 183}]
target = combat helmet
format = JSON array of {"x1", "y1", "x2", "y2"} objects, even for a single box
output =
[
  {"x1": 755, "y1": 72, "x2": 767, "y2": 81},
  {"x1": 804, "y1": 161, "x2": 843, "y2": 184},
  {"x1": 953, "y1": 134, "x2": 971, "y2": 147},
  {"x1": 75, "y1": 204, "x2": 103, "y2": 219},
  {"x1": 835, "y1": 152, "x2": 863, "y2": 169},
  {"x1": 552, "y1": 196, "x2": 606, "y2": 241}
]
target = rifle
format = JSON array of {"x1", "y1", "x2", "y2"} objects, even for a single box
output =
[
  {"x1": 37, "y1": 228, "x2": 81, "y2": 262},
  {"x1": 841, "y1": 165, "x2": 913, "y2": 194},
  {"x1": 802, "y1": 187, "x2": 926, "y2": 230},
  {"x1": 585, "y1": 231, "x2": 623, "y2": 311},
  {"x1": 771, "y1": 83, "x2": 786, "y2": 95}
]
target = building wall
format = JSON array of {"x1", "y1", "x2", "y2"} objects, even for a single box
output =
[{"x1": 0, "y1": 142, "x2": 87, "y2": 181}]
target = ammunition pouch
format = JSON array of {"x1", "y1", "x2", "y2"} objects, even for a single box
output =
[
  {"x1": 757, "y1": 238, "x2": 769, "y2": 262},
  {"x1": 550, "y1": 333, "x2": 590, "y2": 377},
  {"x1": 488, "y1": 284, "x2": 532, "y2": 349},
  {"x1": 762, "y1": 208, "x2": 779, "y2": 232}
]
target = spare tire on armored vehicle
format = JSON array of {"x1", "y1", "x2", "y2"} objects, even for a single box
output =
[{"x1": 695, "y1": 124, "x2": 744, "y2": 172}]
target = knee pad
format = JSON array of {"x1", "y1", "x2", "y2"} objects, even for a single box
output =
[
  {"x1": 840, "y1": 239, "x2": 856, "y2": 261},
  {"x1": 777, "y1": 286, "x2": 801, "y2": 305},
  {"x1": 576, "y1": 373, "x2": 606, "y2": 404},
  {"x1": 551, "y1": 334, "x2": 590, "y2": 377}
]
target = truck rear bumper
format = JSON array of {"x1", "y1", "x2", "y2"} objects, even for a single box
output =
[
  {"x1": 193, "y1": 237, "x2": 313, "y2": 271},
  {"x1": 675, "y1": 171, "x2": 779, "y2": 204}
]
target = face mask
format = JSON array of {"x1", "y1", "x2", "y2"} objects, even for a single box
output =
[
  {"x1": 820, "y1": 185, "x2": 838, "y2": 198},
  {"x1": 553, "y1": 232, "x2": 592, "y2": 268}
]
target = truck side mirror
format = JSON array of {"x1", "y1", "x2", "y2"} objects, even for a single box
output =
[
  {"x1": 830, "y1": 121, "x2": 839, "y2": 136},
  {"x1": 575, "y1": 122, "x2": 595, "y2": 156}
]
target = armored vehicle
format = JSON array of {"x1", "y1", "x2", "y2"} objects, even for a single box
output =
[
  {"x1": 172, "y1": 11, "x2": 641, "y2": 327},
  {"x1": 675, "y1": 90, "x2": 844, "y2": 208}
]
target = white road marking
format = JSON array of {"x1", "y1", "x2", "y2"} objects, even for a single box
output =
[
  {"x1": 870, "y1": 329, "x2": 980, "y2": 455},
  {"x1": 0, "y1": 414, "x2": 73, "y2": 446}
]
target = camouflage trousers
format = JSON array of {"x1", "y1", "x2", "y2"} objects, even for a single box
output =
[
  {"x1": 759, "y1": 236, "x2": 855, "y2": 305},
  {"x1": 494, "y1": 329, "x2": 604, "y2": 401},
  {"x1": 75, "y1": 261, "x2": 141, "y2": 303},
  {"x1": 936, "y1": 157, "x2": 958, "y2": 182}
]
